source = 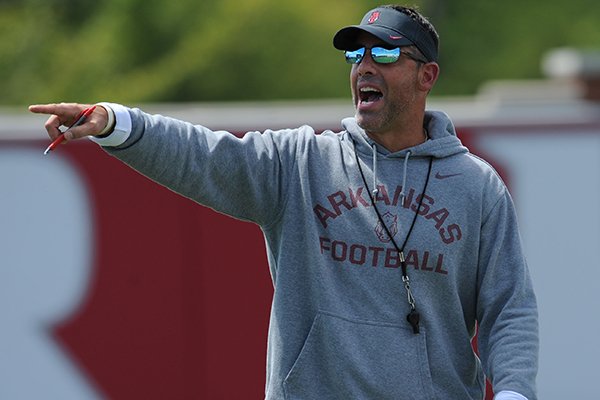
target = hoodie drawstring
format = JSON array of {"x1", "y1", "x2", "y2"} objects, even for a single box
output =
[
  {"x1": 372, "y1": 144, "x2": 378, "y2": 196},
  {"x1": 399, "y1": 151, "x2": 411, "y2": 205},
  {"x1": 370, "y1": 144, "x2": 411, "y2": 204}
]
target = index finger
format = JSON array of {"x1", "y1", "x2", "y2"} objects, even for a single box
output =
[
  {"x1": 29, "y1": 104, "x2": 66, "y2": 139},
  {"x1": 28, "y1": 103, "x2": 89, "y2": 139},
  {"x1": 29, "y1": 103, "x2": 84, "y2": 119},
  {"x1": 28, "y1": 103, "x2": 60, "y2": 115}
]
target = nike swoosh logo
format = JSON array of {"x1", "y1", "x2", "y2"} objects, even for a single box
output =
[
  {"x1": 389, "y1": 35, "x2": 403, "y2": 40},
  {"x1": 435, "y1": 172, "x2": 462, "y2": 180}
]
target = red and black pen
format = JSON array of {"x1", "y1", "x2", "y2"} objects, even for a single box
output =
[{"x1": 43, "y1": 105, "x2": 97, "y2": 155}]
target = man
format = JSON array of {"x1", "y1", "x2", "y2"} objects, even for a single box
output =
[{"x1": 30, "y1": 5, "x2": 538, "y2": 400}]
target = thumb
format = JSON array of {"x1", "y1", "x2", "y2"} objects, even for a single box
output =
[{"x1": 63, "y1": 105, "x2": 109, "y2": 141}]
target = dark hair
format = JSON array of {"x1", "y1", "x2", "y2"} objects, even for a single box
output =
[{"x1": 382, "y1": 5, "x2": 439, "y2": 51}]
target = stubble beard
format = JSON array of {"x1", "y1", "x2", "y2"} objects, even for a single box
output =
[{"x1": 354, "y1": 94, "x2": 413, "y2": 136}]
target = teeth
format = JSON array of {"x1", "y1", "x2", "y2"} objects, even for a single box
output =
[
  {"x1": 358, "y1": 86, "x2": 383, "y2": 104},
  {"x1": 360, "y1": 87, "x2": 380, "y2": 93}
]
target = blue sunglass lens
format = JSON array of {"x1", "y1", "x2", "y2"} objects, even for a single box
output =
[
  {"x1": 344, "y1": 48, "x2": 365, "y2": 64},
  {"x1": 344, "y1": 47, "x2": 401, "y2": 64},
  {"x1": 371, "y1": 47, "x2": 400, "y2": 63}
]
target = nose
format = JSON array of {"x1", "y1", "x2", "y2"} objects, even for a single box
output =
[{"x1": 354, "y1": 49, "x2": 376, "y2": 75}]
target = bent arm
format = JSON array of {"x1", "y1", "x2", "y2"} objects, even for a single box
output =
[{"x1": 476, "y1": 189, "x2": 539, "y2": 400}]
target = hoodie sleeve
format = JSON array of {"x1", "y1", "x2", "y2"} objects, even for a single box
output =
[
  {"x1": 476, "y1": 187, "x2": 539, "y2": 400},
  {"x1": 104, "y1": 107, "x2": 301, "y2": 225}
]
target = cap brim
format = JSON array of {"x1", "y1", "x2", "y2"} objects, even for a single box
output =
[{"x1": 333, "y1": 25, "x2": 414, "y2": 50}]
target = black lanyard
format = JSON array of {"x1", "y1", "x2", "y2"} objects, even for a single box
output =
[{"x1": 352, "y1": 138, "x2": 433, "y2": 334}]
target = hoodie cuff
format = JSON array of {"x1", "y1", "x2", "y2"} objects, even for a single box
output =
[
  {"x1": 88, "y1": 102, "x2": 132, "y2": 147},
  {"x1": 494, "y1": 390, "x2": 528, "y2": 400}
]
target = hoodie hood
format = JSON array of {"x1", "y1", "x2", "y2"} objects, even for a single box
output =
[
  {"x1": 341, "y1": 110, "x2": 468, "y2": 159},
  {"x1": 341, "y1": 110, "x2": 469, "y2": 203}
]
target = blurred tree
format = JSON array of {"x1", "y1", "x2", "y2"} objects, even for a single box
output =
[
  {"x1": 1, "y1": 0, "x2": 599, "y2": 105},
  {"x1": 432, "y1": 0, "x2": 600, "y2": 94}
]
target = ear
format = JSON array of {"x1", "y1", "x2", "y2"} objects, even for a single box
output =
[{"x1": 419, "y1": 62, "x2": 440, "y2": 92}]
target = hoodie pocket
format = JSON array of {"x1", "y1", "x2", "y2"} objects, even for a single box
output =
[{"x1": 283, "y1": 311, "x2": 434, "y2": 400}]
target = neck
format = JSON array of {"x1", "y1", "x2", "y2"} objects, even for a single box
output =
[{"x1": 366, "y1": 120, "x2": 428, "y2": 152}]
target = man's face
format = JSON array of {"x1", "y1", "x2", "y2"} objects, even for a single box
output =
[{"x1": 350, "y1": 32, "x2": 424, "y2": 136}]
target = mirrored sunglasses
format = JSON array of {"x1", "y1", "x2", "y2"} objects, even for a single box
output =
[{"x1": 344, "y1": 46, "x2": 427, "y2": 65}]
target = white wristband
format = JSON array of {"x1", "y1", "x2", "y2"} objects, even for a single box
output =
[
  {"x1": 495, "y1": 390, "x2": 528, "y2": 400},
  {"x1": 96, "y1": 103, "x2": 115, "y2": 136},
  {"x1": 88, "y1": 102, "x2": 132, "y2": 147}
]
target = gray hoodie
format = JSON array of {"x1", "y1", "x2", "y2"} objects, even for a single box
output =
[{"x1": 106, "y1": 108, "x2": 538, "y2": 400}]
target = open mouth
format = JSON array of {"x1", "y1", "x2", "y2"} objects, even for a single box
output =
[{"x1": 359, "y1": 86, "x2": 383, "y2": 104}]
